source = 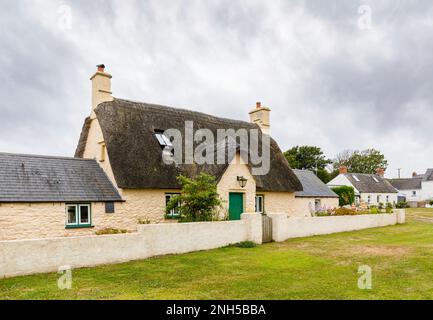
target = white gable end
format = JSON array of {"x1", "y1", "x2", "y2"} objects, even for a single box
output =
[{"x1": 327, "y1": 174, "x2": 359, "y2": 194}]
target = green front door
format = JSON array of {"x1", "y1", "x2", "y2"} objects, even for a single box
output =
[{"x1": 229, "y1": 193, "x2": 244, "y2": 220}]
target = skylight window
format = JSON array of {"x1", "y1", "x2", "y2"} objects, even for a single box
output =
[
  {"x1": 372, "y1": 176, "x2": 379, "y2": 183},
  {"x1": 154, "y1": 131, "x2": 172, "y2": 148},
  {"x1": 352, "y1": 175, "x2": 360, "y2": 182}
]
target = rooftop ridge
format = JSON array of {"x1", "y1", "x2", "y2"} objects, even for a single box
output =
[
  {"x1": 106, "y1": 97, "x2": 258, "y2": 129},
  {"x1": 0, "y1": 152, "x2": 95, "y2": 161}
]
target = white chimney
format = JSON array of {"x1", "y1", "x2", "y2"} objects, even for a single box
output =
[
  {"x1": 90, "y1": 64, "x2": 113, "y2": 118},
  {"x1": 249, "y1": 102, "x2": 271, "y2": 135}
]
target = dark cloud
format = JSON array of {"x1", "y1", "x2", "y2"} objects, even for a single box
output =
[{"x1": 0, "y1": 0, "x2": 432, "y2": 177}]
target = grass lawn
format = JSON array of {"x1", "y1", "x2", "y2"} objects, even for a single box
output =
[{"x1": 1, "y1": 208, "x2": 433, "y2": 300}]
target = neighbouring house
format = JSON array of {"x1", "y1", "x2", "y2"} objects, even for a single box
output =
[
  {"x1": 0, "y1": 65, "x2": 303, "y2": 240},
  {"x1": 387, "y1": 177, "x2": 423, "y2": 205},
  {"x1": 388, "y1": 169, "x2": 433, "y2": 205},
  {"x1": 327, "y1": 167, "x2": 398, "y2": 206},
  {"x1": 0, "y1": 153, "x2": 122, "y2": 240},
  {"x1": 418, "y1": 169, "x2": 433, "y2": 201},
  {"x1": 292, "y1": 169, "x2": 339, "y2": 216}
]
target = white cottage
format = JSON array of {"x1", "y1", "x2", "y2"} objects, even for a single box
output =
[{"x1": 327, "y1": 167, "x2": 398, "y2": 206}]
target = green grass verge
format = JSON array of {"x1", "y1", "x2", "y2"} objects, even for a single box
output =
[{"x1": 1, "y1": 208, "x2": 433, "y2": 300}]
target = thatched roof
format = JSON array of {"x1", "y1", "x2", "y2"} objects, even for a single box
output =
[
  {"x1": 75, "y1": 98, "x2": 302, "y2": 192},
  {"x1": 74, "y1": 116, "x2": 91, "y2": 159}
]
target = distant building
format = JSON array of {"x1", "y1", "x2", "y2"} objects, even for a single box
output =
[
  {"x1": 327, "y1": 167, "x2": 398, "y2": 206},
  {"x1": 388, "y1": 169, "x2": 433, "y2": 203}
]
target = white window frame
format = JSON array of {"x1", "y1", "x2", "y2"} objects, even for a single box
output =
[
  {"x1": 377, "y1": 195, "x2": 381, "y2": 203},
  {"x1": 66, "y1": 204, "x2": 78, "y2": 226},
  {"x1": 165, "y1": 193, "x2": 181, "y2": 218},
  {"x1": 367, "y1": 195, "x2": 371, "y2": 204},
  {"x1": 314, "y1": 199, "x2": 321, "y2": 211},
  {"x1": 155, "y1": 132, "x2": 173, "y2": 147},
  {"x1": 255, "y1": 195, "x2": 264, "y2": 214},
  {"x1": 386, "y1": 195, "x2": 389, "y2": 203},
  {"x1": 412, "y1": 190, "x2": 417, "y2": 197},
  {"x1": 66, "y1": 204, "x2": 92, "y2": 228}
]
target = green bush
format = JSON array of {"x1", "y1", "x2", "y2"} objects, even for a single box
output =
[
  {"x1": 333, "y1": 207, "x2": 358, "y2": 216},
  {"x1": 378, "y1": 202, "x2": 384, "y2": 210},
  {"x1": 396, "y1": 201, "x2": 409, "y2": 209},
  {"x1": 385, "y1": 203, "x2": 393, "y2": 213},
  {"x1": 370, "y1": 207, "x2": 379, "y2": 214},
  {"x1": 315, "y1": 211, "x2": 330, "y2": 217},
  {"x1": 429, "y1": 200, "x2": 433, "y2": 206},
  {"x1": 166, "y1": 173, "x2": 223, "y2": 222},
  {"x1": 231, "y1": 241, "x2": 257, "y2": 248},
  {"x1": 331, "y1": 186, "x2": 355, "y2": 206}
]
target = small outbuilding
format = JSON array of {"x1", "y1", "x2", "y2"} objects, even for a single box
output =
[
  {"x1": 293, "y1": 169, "x2": 339, "y2": 216},
  {"x1": 0, "y1": 153, "x2": 122, "y2": 240}
]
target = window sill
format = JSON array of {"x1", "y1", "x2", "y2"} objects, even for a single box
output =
[{"x1": 65, "y1": 225, "x2": 94, "y2": 229}]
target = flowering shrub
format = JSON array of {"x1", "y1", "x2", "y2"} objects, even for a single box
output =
[{"x1": 332, "y1": 207, "x2": 358, "y2": 216}]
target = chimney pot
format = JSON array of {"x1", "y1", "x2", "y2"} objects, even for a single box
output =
[
  {"x1": 256, "y1": 102, "x2": 261, "y2": 109},
  {"x1": 376, "y1": 167, "x2": 385, "y2": 177},
  {"x1": 97, "y1": 64, "x2": 106, "y2": 72},
  {"x1": 339, "y1": 166, "x2": 348, "y2": 174},
  {"x1": 412, "y1": 172, "x2": 417, "y2": 178}
]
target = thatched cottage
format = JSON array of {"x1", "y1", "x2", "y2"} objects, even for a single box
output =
[{"x1": 0, "y1": 65, "x2": 303, "y2": 240}]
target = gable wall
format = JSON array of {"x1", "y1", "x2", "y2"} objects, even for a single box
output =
[
  {"x1": 421, "y1": 181, "x2": 433, "y2": 201},
  {"x1": 82, "y1": 118, "x2": 117, "y2": 188},
  {"x1": 327, "y1": 174, "x2": 359, "y2": 194},
  {"x1": 217, "y1": 153, "x2": 256, "y2": 216}
]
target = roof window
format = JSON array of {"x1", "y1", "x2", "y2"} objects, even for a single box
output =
[
  {"x1": 352, "y1": 175, "x2": 360, "y2": 182},
  {"x1": 372, "y1": 176, "x2": 379, "y2": 183},
  {"x1": 154, "y1": 131, "x2": 172, "y2": 148}
]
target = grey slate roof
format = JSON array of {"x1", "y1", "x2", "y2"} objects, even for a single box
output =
[
  {"x1": 293, "y1": 169, "x2": 338, "y2": 198},
  {"x1": 388, "y1": 178, "x2": 422, "y2": 190},
  {"x1": 0, "y1": 153, "x2": 122, "y2": 203},
  {"x1": 423, "y1": 169, "x2": 433, "y2": 181},
  {"x1": 345, "y1": 173, "x2": 398, "y2": 193},
  {"x1": 75, "y1": 98, "x2": 303, "y2": 192}
]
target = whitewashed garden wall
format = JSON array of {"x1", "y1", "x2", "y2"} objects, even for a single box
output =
[{"x1": 0, "y1": 210, "x2": 405, "y2": 278}]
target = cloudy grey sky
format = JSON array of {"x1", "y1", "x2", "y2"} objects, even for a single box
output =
[{"x1": 0, "y1": 0, "x2": 432, "y2": 178}]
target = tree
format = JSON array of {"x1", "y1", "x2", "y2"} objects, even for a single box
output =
[
  {"x1": 332, "y1": 186, "x2": 355, "y2": 206},
  {"x1": 166, "y1": 173, "x2": 223, "y2": 222},
  {"x1": 333, "y1": 148, "x2": 388, "y2": 174},
  {"x1": 316, "y1": 168, "x2": 340, "y2": 184},
  {"x1": 284, "y1": 146, "x2": 331, "y2": 171}
]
